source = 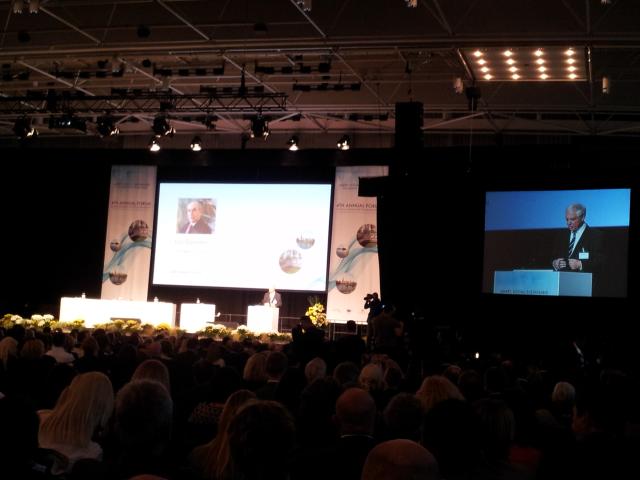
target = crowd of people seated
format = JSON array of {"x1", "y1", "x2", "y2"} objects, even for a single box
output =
[{"x1": 0, "y1": 312, "x2": 638, "y2": 480}]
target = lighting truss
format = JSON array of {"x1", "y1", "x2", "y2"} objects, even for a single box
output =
[{"x1": 0, "y1": 90, "x2": 289, "y2": 117}]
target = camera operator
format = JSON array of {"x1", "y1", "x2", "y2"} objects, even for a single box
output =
[{"x1": 364, "y1": 292, "x2": 382, "y2": 349}]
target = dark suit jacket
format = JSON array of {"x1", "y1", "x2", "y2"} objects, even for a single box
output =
[
  {"x1": 553, "y1": 224, "x2": 604, "y2": 273},
  {"x1": 261, "y1": 291, "x2": 282, "y2": 308},
  {"x1": 180, "y1": 218, "x2": 212, "y2": 234}
]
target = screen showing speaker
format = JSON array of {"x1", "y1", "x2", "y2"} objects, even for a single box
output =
[
  {"x1": 482, "y1": 188, "x2": 630, "y2": 297},
  {"x1": 153, "y1": 182, "x2": 332, "y2": 291}
]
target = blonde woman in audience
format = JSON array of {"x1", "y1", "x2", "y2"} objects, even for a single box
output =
[
  {"x1": 243, "y1": 352, "x2": 268, "y2": 391},
  {"x1": 131, "y1": 358, "x2": 171, "y2": 394},
  {"x1": 304, "y1": 357, "x2": 327, "y2": 384},
  {"x1": 415, "y1": 375, "x2": 465, "y2": 412},
  {"x1": 189, "y1": 389, "x2": 256, "y2": 479},
  {"x1": 38, "y1": 371, "x2": 114, "y2": 474}
]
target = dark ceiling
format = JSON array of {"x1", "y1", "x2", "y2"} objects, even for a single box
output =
[{"x1": 1, "y1": 0, "x2": 639, "y2": 146}]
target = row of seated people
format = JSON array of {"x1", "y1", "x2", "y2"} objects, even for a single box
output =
[{"x1": 0, "y1": 324, "x2": 638, "y2": 479}]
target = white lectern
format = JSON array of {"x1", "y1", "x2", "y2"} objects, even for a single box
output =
[
  {"x1": 180, "y1": 303, "x2": 216, "y2": 333},
  {"x1": 247, "y1": 305, "x2": 279, "y2": 333}
]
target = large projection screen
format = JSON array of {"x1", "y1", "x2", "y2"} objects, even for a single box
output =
[
  {"x1": 482, "y1": 188, "x2": 630, "y2": 298},
  {"x1": 153, "y1": 183, "x2": 332, "y2": 291}
]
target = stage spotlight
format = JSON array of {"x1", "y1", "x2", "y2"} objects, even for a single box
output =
[
  {"x1": 287, "y1": 136, "x2": 299, "y2": 151},
  {"x1": 13, "y1": 118, "x2": 38, "y2": 139},
  {"x1": 152, "y1": 116, "x2": 175, "y2": 137},
  {"x1": 190, "y1": 136, "x2": 203, "y2": 152},
  {"x1": 250, "y1": 116, "x2": 270, "y2": 139},
  {"x1": 149, "y1": 137, "x2": 161, "y2": 152},
  {"x1": 96, "y1": 116, "x2": 119, "y2": 137},
  {"x1": 28, "y1": 0, "x2": 40, "y2": 13},
  {"x1": 295, "y1": 0, "x2": 312, "y2": 12},
  {"x1": 13, "y1": 0, "x2": 24, "y2": 14},
  {"x1": 337, "y1": 135, "x2": 350, "y2": 150}
]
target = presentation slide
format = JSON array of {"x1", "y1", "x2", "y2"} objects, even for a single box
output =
[
  {"x1": 153, "y1": 183, "x2": 332, "y2": 291},
  {"x1": 483, "y1": 188, "x2": 630, "y2": 298}
]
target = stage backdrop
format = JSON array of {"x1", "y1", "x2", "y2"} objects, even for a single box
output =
[
  {"x1": 101, "y1": 165, "x2": 157, "y2": 301},
  {"x1": 327, "y1": 165, "x2": 388, "y2": 323}
]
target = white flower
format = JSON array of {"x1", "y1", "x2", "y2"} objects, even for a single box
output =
[
  {"x1": 236, "y1": 325, "x2": 248, "y2": 332},
  {"x1": 13, "y1": 316, "x2": 24, "y2": 324},
  {"x1": 210, "y1": 324, "x2": 224, "y2": 330},
  {"x1": 37, "y1": 320, "x2": 46, "y2": 327},
  {"x1": 31, "y1": 314, "x2": 44, "y2": 321},
  {"x1": 43, "y1": 314, "x2": 54, "y2": 321}
]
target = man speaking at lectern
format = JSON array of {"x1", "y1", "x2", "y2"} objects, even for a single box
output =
[
  {"x1": 551, "y1": 203, "x2": 603, "y2": 273},
  {"x1": 262, "y1": 286, "x2": 282, "y2": 308}
]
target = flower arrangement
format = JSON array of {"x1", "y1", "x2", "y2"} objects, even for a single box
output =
[
  {"x1": 305, "y1": 296, "x2": 328, "y2": 328},
  {"x1": 2, "y1": 313, "x2": 84, "y2": 332}
]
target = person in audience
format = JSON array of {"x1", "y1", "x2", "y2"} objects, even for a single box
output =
[
  {"x1": 189, "y1": 389, "x2": 256, "y2": 479},
  {"x1": 38, "y1": 371, "x2": 114, "y2": 474},
  {"x1": 415, "y1": 375, "x2": 464, "y2": 413},
  {"x1": 256, "y1": 351, "x2": 288, "y2": 400},
  {"x1": 110, "y1": 379, "x2": 174, "y2": 479},
  {"x1": 227, "y1": 400, "x2": 296, "y2": 480},
  {"x1": 45, "y1": 331, "x2": 75, "y2": 364},
  {"x1": 131, "y1": 359, "x2": 171, "y2": 393},
  {"x1": 179, "y1": 200, "x2": 212, "y2": 234},
  {"x1": 304, "y1": 357, "x2": 327, "y2": 384},
  {"x1": 383, "y1": 393, "x2": 424, "y2": 441},
  {"x1": 361, "y1": 439, "x2": 439, "y2": 480}
]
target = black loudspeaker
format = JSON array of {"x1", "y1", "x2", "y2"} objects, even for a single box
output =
[{"x1": 395, "y1": 102, "x2": 423, "y2": 149}]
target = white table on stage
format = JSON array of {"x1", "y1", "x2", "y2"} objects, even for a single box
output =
[
  {"x1": 59, "y1": 297, "x2": 176, "y2": 328},
  {"x1": 247, "y1": 305, "x2": 279, "y2": 333},
  {"x1": 180, "y1": 303, "x2": 216, "y2": 333}
]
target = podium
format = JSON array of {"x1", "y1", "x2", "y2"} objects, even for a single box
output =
[
  {"x1": 493, "y1": 270, "x2": 592, "y2": 297},
  {"x1": 180, "y1": 303, "x2": 216, "y2": 333},
  {"x1": 247, "y1": 305, "x2": 279, "y2": 333}
]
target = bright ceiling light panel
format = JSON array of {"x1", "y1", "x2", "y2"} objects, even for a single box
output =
[{"x1": 463, "y1": 47, "x2": 586, "y2": 82}]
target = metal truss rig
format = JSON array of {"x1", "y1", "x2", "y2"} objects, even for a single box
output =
[{"x1": 0, "y1": 90, "x2": 289, "y2": 118}]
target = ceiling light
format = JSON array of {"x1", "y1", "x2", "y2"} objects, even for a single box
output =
[
  {"x1": 567, "y1": 66, "x2": 577, "y2": 72},
  {"x1": 287, "y1": 136, "x2": 299, "y2": 151},
  {"x1": 337, "y1": 135, "x2": 350, "y2": 150},
  {"x1": 152, "y1": 116, "x2": 175, "y2": 137},
  {"x1": 484, "y1": 74, "x2": 492, "y2": 80},
  {"x1": 295, "y1": 0, "x2": 312, "y2": 11},
  {"x1": 13, "y1": 1, "x2": 24, "y2": 14},
  {"x1": 566, "y1": 58, "x2": 575, "y2": 64},
  {"x1": 538, "y1": 66, "x2": 546, "y2": 72},
  {"x1": 506, "y1": 58, "x2": 515, "y2": 65},
  {"x1": 13, "y1": 118, "x2": 37, "y2": 139},
  {"x1": 565, "y1": 48, "x2": 575, "y2": 56},
  {"x1": 149, "y1": 138, "x2": 161, "y2": 152},
  {"x1": 481, "y1": 67, "x2": 489, "y2": 73},
  {"x1": 568, "y1": 73, "x2": 577, "y2": 80},
  {"x1": 540, "y1": 73, "x2": 549, "y2": 80},
  {"x1": 96, "y1": 116, "x2": 119, "y2": 137},
  {"x1": 534, "y1": 49, "x2": 544, "y2": 57},
  {"x1": 473, "y1": 50, "x2": 483, "y2": 57},
  {"x1": 477, "y1": 59, "x2": 486, "y2": 65},
  {"x1": 28, "y1": 0, "x2": 39, "y2": 13},
  {"x1": 509, "y1": 66, "x2": 518, "y2": 73},
  {"x1": 512, "y1": 74, "x2": 520, "y2": 80},
  {"x1": 536, "y1": 58, "x2": 545, "y2": 65},
  {"x1": 503, "y1": 50, "x2": 513, "y2": 57},
  {"x1": 190, "y1": 136, "x2": 202, "y2": 151},
  {"x1": 250, "y1": 116, "x2": 270, "y2": 139}
]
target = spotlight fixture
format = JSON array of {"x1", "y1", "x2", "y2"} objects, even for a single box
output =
[
  {"x1": 405, "y1": 0, "x2": 418, "y2": 6},
  {"x1": 190, "y1": 136, "x2": 203, "y2": 152},
  {"x1": 287, "y1": 136, "x2": 299, "y2": 151},
  {"x1": 96, "y1": 116, "x2": 119, "y2": 137},
  {"x1": 152, "y1": 116, "x2": 175, "y2": 137},
  {"x1": 295, "y1": 0, "x2": 312, "y2": 12},
  {"x1": 28, "y1": 0, "x2": 39, "y2": 13},
  {"x1": 149, "y1": 138, "x2": 161, "y2": 152},
  {"x1": 337, "y1": 135, "x2": 350, "y2": 150},
  {"x1": 13, "y1": 0, "x2": 24, "y2": 14},
  {"x1": 250, "y1": 116, "x2": 270, "y2": 139},
  {"x1": 13, "y1": 118, "x2": 38, "y2": 139}
]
